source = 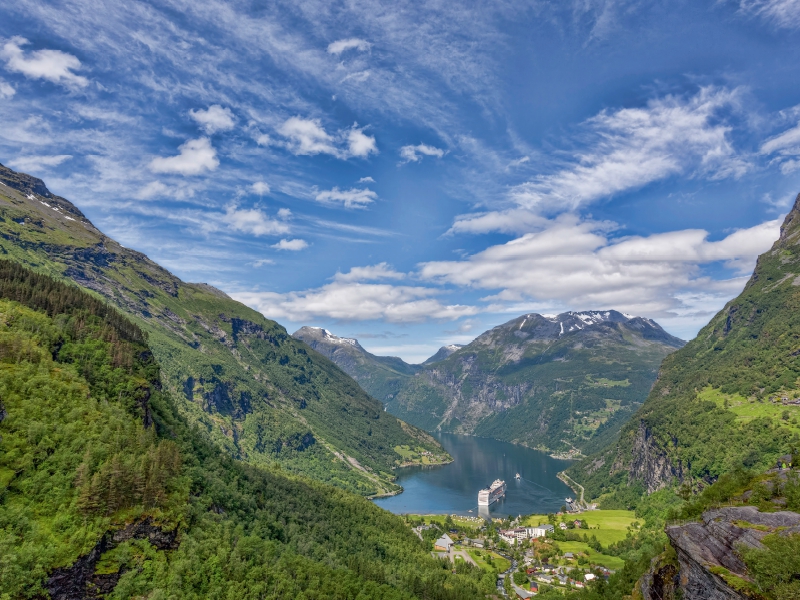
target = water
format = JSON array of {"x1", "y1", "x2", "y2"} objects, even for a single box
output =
[{"x1": 374, "y1": 432, "x2": 575, "y2": 518}]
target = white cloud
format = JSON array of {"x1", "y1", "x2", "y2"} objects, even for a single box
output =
[
  {"x1": 399, "y1": 143, "x2": 445, "y2": 163},
  {"x1": 508, "y1": 87, "x2": 747, "y2": 214},
  {"x1": 315, "y1": 186, "x2": 377, "y2": 208},
  {"x1": 738, "y1": 0, "x2": 800, "y2": 29},
  {"x1": 276, "y1": 117, "x2": 376, "y2": 158},
  {"x1": 347, "y1": 126, "x2": 378, "y2": 157},
  {"x1": 358, "y1": 176, "x2": 375, "y2": 183},
  {"x1": 272, "y1": 238, "x2": 308, "y2": 251},
  {"x1": 448, "y1": 209, "x2": 551, "y2": 236},
  {"x1": 149, "y1": 137, "x2": 219, "y2": 175},
  {"x1": 761, "y1": 121, "x2": 800, "y2": 173},
  {"x1": 0, "y1": 37, "x2": 88, "y2": 89},
  {"x1": 221, "y1": 205, "x2": 290, "y2": 236},
  {"x1": 277, "y1": 208, "x2": 292, "y2": 219},
  {"x1": 189, "y1": 105, "x2": 236, "y2": 134},
  {"x1": 231, "y1": 282, "x2": 477, "y2": 323},
  {"x1": 420, "y1": 214, "x2": 781, "y2": 322},
  {"x1": 6, "y1": 154, "x2": 72, "y2": 172},
  {"x1": 0, "y1": 79, "x2": 14, "y2": 98},
  {"x1": 334, "y1": 263, "x2": 406, "y2": 282},
  {"x1": 327, "y1": 38, "x2": 371, "y2": 55},
  {"x1": 134, "y1": 181, "x2": 195, "y2": 201},
  {"x1": 252, "y1": 258, "x2": 275, "y2": 267},
  {"x1": 251, "y1": 181, "x2": 270, "y2": 195},
  {"x1": 278, "y1": 117, "x2": 338, "y2": 156}
]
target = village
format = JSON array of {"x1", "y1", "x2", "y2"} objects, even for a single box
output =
[{"x1": 406, "y1": 509, "x2": 639, "y2": 598}]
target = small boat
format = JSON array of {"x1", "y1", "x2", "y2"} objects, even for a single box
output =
[{"x1": 515, "y1": 473, "x2": 521, "y2": 480}]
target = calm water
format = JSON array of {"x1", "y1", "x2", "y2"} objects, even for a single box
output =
[{"x1": 374, "y1": 432, "x2": 574, "y2": 518}]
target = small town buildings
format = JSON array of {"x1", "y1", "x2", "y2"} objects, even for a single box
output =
[
  {"x1": 559, "y1": 522, "x2": 568, "y2": 530},
  {"x1": 434, "y1": 533, "x2": 454, "y2": 552},
  {"x1": 585, "y1": 573, "x2": 596, "y2": 581},
  {"x1": 573, "y1": 520, "x2": 583, "y2": 527},
  {"x1": 563, "y1": 552, "x2": 574, "y2": 560}
]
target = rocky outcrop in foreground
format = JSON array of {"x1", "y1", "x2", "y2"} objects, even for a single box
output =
[{"x1": 642, "y1": 506, "x2": 800, "y2": 599}]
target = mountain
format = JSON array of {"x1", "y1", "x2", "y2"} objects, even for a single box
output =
[
  {"x1": 292, "y1": 326, "x2": 420, "y2": 403},
  {"x1": 0, "y1": 261, "x2": 491, "y2": 599},
  {"x1": 0, "y1": 163, "x2": 449, "y2": 497},
  {"x1": 423, "y1": 344, "x2": 463, "y2": 365},
  {"x1": 568, "y1": 193, "x2": 800, "y2": 506},
  {"x1": 386, "y1": 310, "x2": 685, "y2": 455}
]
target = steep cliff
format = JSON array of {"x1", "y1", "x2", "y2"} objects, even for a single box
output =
[{"x1": 569, "y1": 194, "x2": 800, "y2": 501}]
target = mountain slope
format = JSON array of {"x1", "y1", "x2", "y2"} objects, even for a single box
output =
[
  {"x1": 423, "y1": 344, "x2": 463, "y2": 365},
  {"x1": 0, "y1": 262, "x2": 492, "y2": 599},
  {"x1": 387, "y1": 311, "x2": 684, "y2": 455},
  {"x1": 0, "y1": 163, "x2": 447, "y2": 496},
  {"x1": 292, "y1": 326, "x2": 420, "y2": 403},
  {"x1": 569, "y1": 194, "x2": 800, "y2": 504}
]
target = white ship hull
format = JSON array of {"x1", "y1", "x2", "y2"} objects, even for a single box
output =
[{"x1": 477, "y1": 479, "x2": 506, "y2": 506}]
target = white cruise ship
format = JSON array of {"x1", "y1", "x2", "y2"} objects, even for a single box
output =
[{"x1": 477, "y1": 479, "x2": 506, "y2": 506}]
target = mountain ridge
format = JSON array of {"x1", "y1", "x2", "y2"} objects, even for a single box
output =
[{"x1": 0, "y1": 162, "x2": 449, "y2": 496}]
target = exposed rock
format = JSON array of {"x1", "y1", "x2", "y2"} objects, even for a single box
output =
[
  {"x1": 46, "y1": 518, "x2": 178, "y2": 600},
  {"x1": 629, "y1": 420, "x2": 683, "y2": 493}
]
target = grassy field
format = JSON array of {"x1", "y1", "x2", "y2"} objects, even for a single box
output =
[
  {"x1": 557, "y1": 541, "x2": 625, "y2": 570},
  {"x1": 578, "y1": 510, "x2": 640, "y2": 545},
  {"x1": 466, "y1": 549, "x2": 509, "y2": 572},
  {"x1": 698, "y1": 386, "x2": 800, "y2": 435}
]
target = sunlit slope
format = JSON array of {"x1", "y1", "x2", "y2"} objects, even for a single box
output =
[
  {"x1": 387, "y1": 311, "x2": 683, "y2": 455},
  {"x1": 0, "y1": 163, "x2": 446, "y2": 496},
  {"x1": 0, "y1": 262, "x2": 492, "y2": 599},
  {"x1": 569, "y1": 194, "x2": 800, "y2": 503}
]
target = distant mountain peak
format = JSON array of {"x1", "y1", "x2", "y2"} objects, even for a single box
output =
[
  {"x1": 422, "y1": 344, "x2": 464, "y2": 365},
  {"x1": 296, "y1": 326, "x2": 363, "y2": 349}
]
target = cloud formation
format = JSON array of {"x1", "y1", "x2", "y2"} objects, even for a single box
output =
[
  {"x1": 399, "y1": 143, "x2": 445, "y2": 163},
  {"x1": 334, "y1": 263, "x2": 405, "y2": 282},
  {"x1": 149, "y1": 137, "x2": 219, "y2": 175},
  {"x1": 315, "y1": 186, "x2": 377, "y2": 208},
  {"x1": 277, "y1": 117, "x2": 376, "y2": 158},
  {"x1": 221, "y1": 205, "x2": 290, "y2": 236},
  {"x1": 1, "y1": 37, "x2": 88, "y2": 88},
  {"x1": 327, "y1": 38, "x2": 371, "y2": 55},
  {"x1": 232, "y1": 282, "x2": 477, "y2": 323},
  {"x1": 738, "y1": 0, "x2": 800, "y2": 29},
  {"x1": 0, "y1": 79, "x2": 14, "y2": 98},
  {"x1": 7, "y1": 154, "x2": 72, "y2": 172},
  {"x1": 251, "y1": 181, "x2": 270, "y2": 195},
  {"x1": 189, "y1": 105, "x2": 236, "y2": 134},
  {"x1": 272, "y1": 238, "x2": 308, "y2": 250},
  {"x1": 420, "y1": 215, "x2": 780, "y2": 319},
  {"x1": 508, "y1": 87, "x2": 746, "y2": 214},
  {"x1": 761, "y1": 120, "x2": 800, "y2": 173}
]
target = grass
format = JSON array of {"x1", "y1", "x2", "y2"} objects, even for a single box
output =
[
  {"x1": 557, "y1": 541, "x2": 625, "y2": 570},
  {"x1": 466, "y1": 549, "x2": 509, "y2": 572},
  {"x1": 521, "y1": 510, "x2": 639, "y2": 546},
  {"x1": 698, "y1": 386, "x2": 800, "y2": 435}
]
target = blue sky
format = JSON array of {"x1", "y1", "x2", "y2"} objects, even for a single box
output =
[{"x1": 2, "y1": 0, "x2": 800, "y2": 362}]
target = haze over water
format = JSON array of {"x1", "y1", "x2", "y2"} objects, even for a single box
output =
[{"x1": 374, "y1": 433, "x2": 574, "y2": 518}]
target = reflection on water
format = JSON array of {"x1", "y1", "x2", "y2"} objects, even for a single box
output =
[{"x1": 373, "y1": 432, "x2": 574, "y2": 518}]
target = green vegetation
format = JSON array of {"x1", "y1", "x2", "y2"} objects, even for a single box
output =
[
  {"x1": 0, "y1": 261, "x2": 493, "y2": 598},
  {"x1": 0, "y1": 164, "x2": 447, "y2": 497},
  {"x1": 569, "y1": 198, "x2": 800, "y2": 503},
  {"x1": 740, "y1": 533, "x2": 800, "y2": 599},
  {"x1": 383, "y1": 311, "x2": 683, "y2": 454}
]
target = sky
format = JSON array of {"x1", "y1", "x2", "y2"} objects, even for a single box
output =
[{"x1": 1, "y1": 0, "x2": 800, "y2": 363}]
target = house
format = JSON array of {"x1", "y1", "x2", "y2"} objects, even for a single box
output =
[
  {"x1": 536, "y1": 574, "x2": 554, "y2": 584},
  {"x1": 563, "y1": 552, "x2": 574, "y2": 560},
  {"x1": 529, "y1": 582, "x2": 539, "y2": 593},
  {"x1": 434, "y1": 533, "x2": 454, "y2": 552},
  {"x1": 573, "y1": 520, "x2": 583, "y2": 528},
  {"x1": 572, "y1": 580, "x2": 585, "y2": 588},
  {"x1": 559, "y1": 522, "x2": 568, "y2": 530},
  {"x1": 513, "y1": 584, "x2": 536, "y2": 599},
  {"x1": 585, "y1": 573, "x2": 597, "y2": 581},
  {"x1": 530, "y1": 524, "x2": 554, "y2": 538}
]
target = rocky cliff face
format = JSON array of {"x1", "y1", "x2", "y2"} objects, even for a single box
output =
[
  {"x1": 641, "y1": 506, "x2": 800, "y2": 600},
  {"x1": 627, "y1": 421, "x2": 684, "y2": 493}
]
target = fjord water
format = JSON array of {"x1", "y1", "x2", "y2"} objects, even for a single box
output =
[{"x1": 374, "y1": 433, "x2": 574, "y2": 517}]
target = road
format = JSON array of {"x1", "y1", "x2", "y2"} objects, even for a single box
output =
[
  {"x1": 495, "y1": 552, "x2": 517, "y2": 598},
  {"x1": 558, "y1": 472, "x2": 586, "y2": 508}
]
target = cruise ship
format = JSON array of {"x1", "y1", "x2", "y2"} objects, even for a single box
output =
[{"x1": 478, "y1": 479, "x2": 507, "y2": 506}]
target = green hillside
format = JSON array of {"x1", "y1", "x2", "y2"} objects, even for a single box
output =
[
  {"x1": 385, "y1": 311, "x2": 684, "y2": 456},
  {"x1": 0, "y1": 261, "x2": 493, "y2": 598},
  {"x1": 0, "y1": 163, "x2": 448, "y2": 497},
  {"x1": 568, "y1": 194, "x2": 800, "y2": 506}
]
